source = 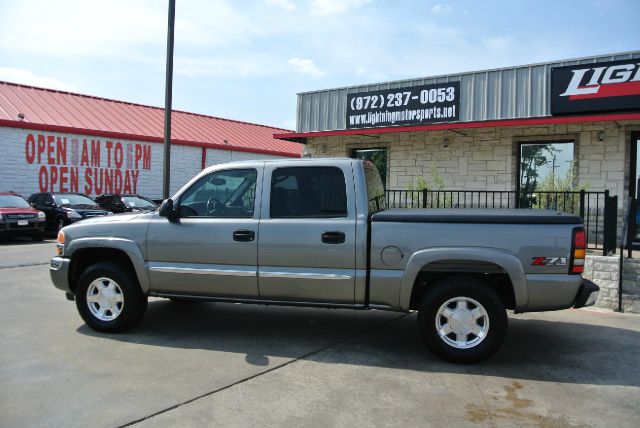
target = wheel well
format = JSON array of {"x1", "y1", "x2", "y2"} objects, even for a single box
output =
[
  {"x1": 409, "y1": 262, "x2": 516, "y2": 310},
  {"x1": 68, "y1": 248, "x2": 136, "y2": 292}
]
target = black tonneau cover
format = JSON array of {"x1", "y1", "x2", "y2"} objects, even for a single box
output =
[{"x1": 372, "y1": 208, "x2": 582, "y2": 224}]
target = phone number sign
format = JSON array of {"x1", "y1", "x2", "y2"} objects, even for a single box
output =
[{"x1": 346, "y1": 81, "x2": 460, "y2": 129}]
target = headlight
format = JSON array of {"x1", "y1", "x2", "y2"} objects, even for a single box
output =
[
  {"x1": 37, "y1": 211, "x2": 46, "y2": 221},
  {"x1": 66, "y1": 209, "x2": 82, "y2": 219}
]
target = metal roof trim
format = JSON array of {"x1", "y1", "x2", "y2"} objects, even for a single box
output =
[{"x1": 274, "y1": 112, "x2": 640, "y2": 142}]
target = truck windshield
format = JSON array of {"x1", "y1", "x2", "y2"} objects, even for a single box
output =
[{"x1": 363, "y1": 162, "x2": 386, "y2": 213}]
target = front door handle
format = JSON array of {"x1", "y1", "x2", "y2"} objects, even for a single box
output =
[
  {"x1": 233, "y1": 230, "x2": 255, "y2": 242},
  {"x1": 321, "y1": 231, "x2": 345, "y2": 244}
]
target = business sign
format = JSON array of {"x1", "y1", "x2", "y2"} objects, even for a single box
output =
[
  {"x1": 551, "y1": 58, "x2": 640, "y2": 115},
  {"x1": 23, "y1": 132, "x2": 153, "y2": 195},
  {"x1": 346, "y1": 81, "x2": 460, "y2": 129}
]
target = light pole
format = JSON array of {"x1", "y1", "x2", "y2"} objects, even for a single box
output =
[{"x1": 162, "y1": 0, "x2": 176, "y2": 200}]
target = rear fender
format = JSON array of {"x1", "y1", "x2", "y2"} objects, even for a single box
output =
[{"x1": 399, "y1": 247, "x2": 527, "y2": 311}]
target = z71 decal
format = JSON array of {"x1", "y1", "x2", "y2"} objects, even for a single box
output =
[{"x1": 532, "y1": 257, "x2": 567, "y2": 266}]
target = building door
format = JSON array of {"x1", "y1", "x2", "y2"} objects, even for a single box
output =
[
  {"x1": 517, "y1": 140, "x2": 575, "y2": 208},
  {"x1": 630, "y1": 132, "x2": 640, "y2": 241}
]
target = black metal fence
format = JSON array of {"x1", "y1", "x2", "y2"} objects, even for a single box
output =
[{"x1": 385, "y1": 189, "x2": 618, "y2": 255}]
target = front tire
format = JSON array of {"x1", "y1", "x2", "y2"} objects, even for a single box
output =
[
  {"x1": 417, "y1": 275, "x2": 507, "y2": 364},
  {"x1": 75, "y1": 261, "x2": 147, "y2": 333}
]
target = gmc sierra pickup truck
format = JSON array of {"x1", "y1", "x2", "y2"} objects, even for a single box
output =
[{"x1": 50, "y1": 158, "x2": 599, "y2": 363}]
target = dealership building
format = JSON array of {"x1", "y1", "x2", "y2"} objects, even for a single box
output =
[
  {"x1": 274, "y1": 51, "x2": 640, "y2": 311},
  {"x1": 276, "y1": 51, "x2": 639, "y2": 212},
  {"x1": 0, "y1": 81, "x2": 301, "y2": 199}
]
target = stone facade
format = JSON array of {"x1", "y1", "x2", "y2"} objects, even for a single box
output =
[
  {"x1": 304, "y1": 121, "x2": 638, "y2": 205},
  {"x1": 305, "y1": 120, "x2": 640, "y2": 248},
  {"x1": 305, "y1": 119, "x2": 640, "y2": 313},
  {"x1": 583, "y1": 254, "x2": 640, "y2": 313}
]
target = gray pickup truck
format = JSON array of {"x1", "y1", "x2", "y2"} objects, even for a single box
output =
[{"x1": 50, "y1": 158, "x2": 598, "y2": 363}]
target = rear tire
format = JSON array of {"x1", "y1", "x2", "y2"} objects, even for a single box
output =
[
  {"x1": 75, "y1": 261, "x2": 147, "y2": 333},
  {"x1": 417, "y1": 275, "x2": 507, "y2": 364}
]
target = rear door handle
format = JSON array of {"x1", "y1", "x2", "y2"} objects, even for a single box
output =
[
  {"x1": 321, "y1": 231, "x2": 345, "y2": 244},
  {"x1": 233, "y1": 230, "x2": 255, "y2": 242}
]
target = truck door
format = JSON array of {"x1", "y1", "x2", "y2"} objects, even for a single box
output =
[
  {"x1": 146, "y1": 167, "x2": 261, "y2": 298},
  {"x1": 257, "y1": 164, "x2": 356, "y2": 304}
]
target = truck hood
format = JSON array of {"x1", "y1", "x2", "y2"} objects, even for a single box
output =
[
  {"x1": 372, "y1": 208, "x2": 582, "y2": 224},
  {"x1": 74, "y1": 212, "x2": 149, "y2": 225}
]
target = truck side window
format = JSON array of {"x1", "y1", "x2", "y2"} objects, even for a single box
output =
[
  {"x1": 270, "y1": 167, "x2": 347, "y2": 218},
  {"x1": 179, "y1": 169, "x2": 257, "y2": 218}
]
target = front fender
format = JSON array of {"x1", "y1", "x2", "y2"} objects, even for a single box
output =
[
  {"x1": 399, "y1": 247, "x2": 527, "y2": 311},
  {"x1": 66, "y1": 237, "x2": 151, "y2": 293}
]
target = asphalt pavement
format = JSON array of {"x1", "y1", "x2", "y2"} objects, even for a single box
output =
[{"x1": 1, "y1": 239, "x2": 639, "y2": 427}]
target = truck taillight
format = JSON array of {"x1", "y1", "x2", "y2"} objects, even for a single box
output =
[{"x1": 570, "y1": 228, "x2": 586, "y2": 274}]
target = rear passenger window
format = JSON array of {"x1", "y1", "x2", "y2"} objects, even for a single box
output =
[{"x1": 270, "y1": 167, "x2": 347, "y2": 218}]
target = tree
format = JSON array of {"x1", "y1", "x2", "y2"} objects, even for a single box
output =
[
  {"x1": 519, "y1": 144, "x2": 557, "y2": 207},
  {"x1": 533, "y1": 162, "x2": 587, "y2": 213}
]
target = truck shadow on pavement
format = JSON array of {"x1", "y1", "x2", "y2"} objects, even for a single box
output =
[
  {"x1": 0, "y1": 237, "x2": 55, "y2": 245},
  {"x1": 77, "y1": 300, "x2": 640, "y2": 387}
]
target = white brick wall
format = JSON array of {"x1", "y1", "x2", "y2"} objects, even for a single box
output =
[{"x1": 0, "y1": 126, "x2": 289, "y2": 199}]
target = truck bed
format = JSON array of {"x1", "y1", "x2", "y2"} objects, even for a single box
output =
[{"x1": 371, "y1": 208, "x2": 582, "y2": 224}]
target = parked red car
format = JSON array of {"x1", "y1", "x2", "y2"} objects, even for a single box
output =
[{"x1": 0, "y1": 192, "x2": 46, "y2": 241}]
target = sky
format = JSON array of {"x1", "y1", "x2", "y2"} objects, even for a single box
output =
[{"x1": 0, "y1": 0, "x2": 638, "y2": 131}]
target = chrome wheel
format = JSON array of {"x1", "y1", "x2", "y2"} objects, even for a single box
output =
[
  {"x1": 435, "y1": 296, "x2": 489, "y2": 349},
  {"x1": 86, "y1": 277, "x2": 124, "y2": 321}
]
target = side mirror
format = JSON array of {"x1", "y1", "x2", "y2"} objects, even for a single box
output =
[{"x1": 158, "y1": 199, "x2": 178, "y2": 221}]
